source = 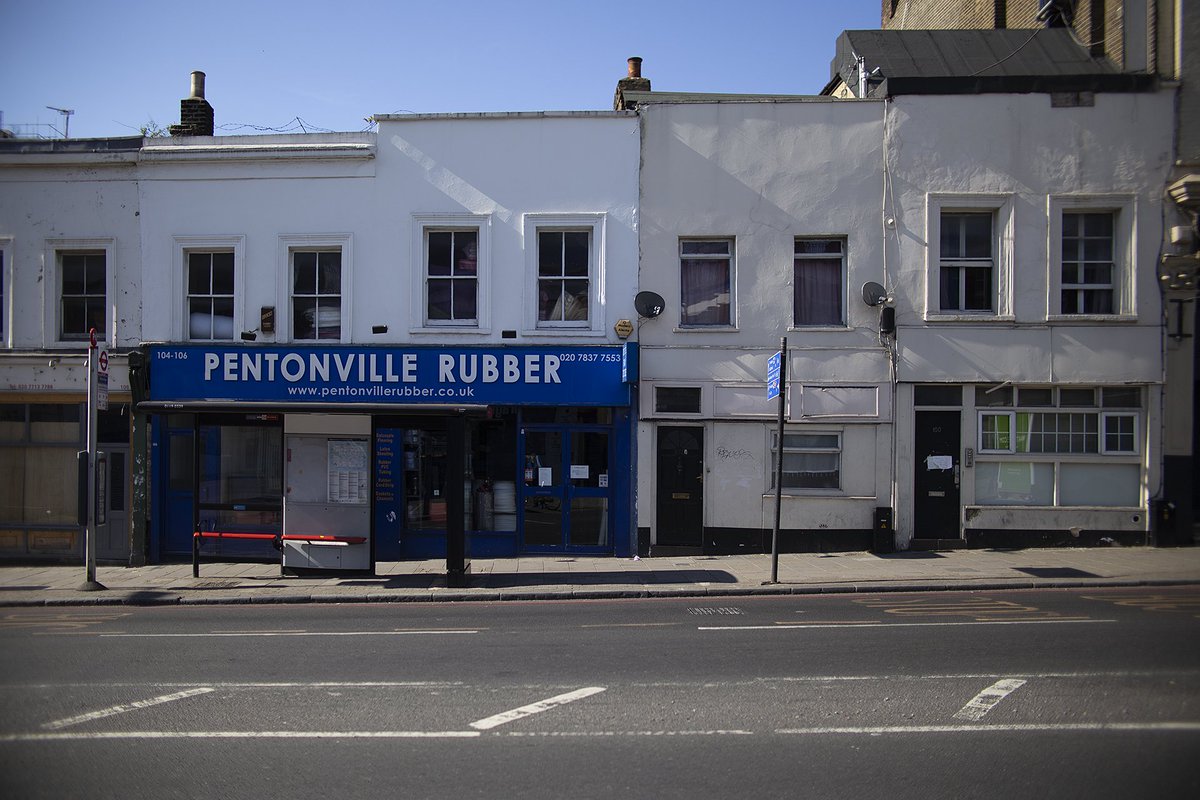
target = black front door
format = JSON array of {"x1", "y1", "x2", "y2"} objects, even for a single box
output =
[
  {"x1": 656, "y1": 426, "x2": 704, "y2": 547},
  {"x1": 914, "y1": 410, "x2": 961, "y2": 539}
]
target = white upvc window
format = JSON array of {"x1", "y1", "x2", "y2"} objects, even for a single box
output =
[
  {"x1": 523, "y1": 213, "x2": 604, "y2": 334},
  {"x1": 43, "y1": 238, "x2": 116, "y2": 348},
  {"x1": 176, "y1": 235, "x2": 245, "y2": 342},
  {"x1": 278, "y1": 234, "x2": 351, "y2": 343},
  {"x1": 1048, "y1": 195, "x2": 1135, "y2": 319},
  {"x1": 974, "y1": 386, "x2": 1144, "y2": 507},
  {"x1": 925, "y1": 194, "x2": 1014, "y2": 320},
  {"x1": 1101, "y1": 412, "x2": 1139, "y2": 454}
]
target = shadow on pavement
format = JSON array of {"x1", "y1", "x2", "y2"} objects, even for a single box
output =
[
  {"x1": 870, "y1": 552, "x2": 947, "y2": 560},
  {"x1": 474, "y1": 570, "x2": 737, "y2": 588}
]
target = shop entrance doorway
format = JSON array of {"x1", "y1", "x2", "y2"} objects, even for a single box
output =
[
  {"x1": 520, "y1": 425, "x2": 612, "y2": 552},
  {"x1": 97, "y1": 446, "x2": 128, "y2": 561}
]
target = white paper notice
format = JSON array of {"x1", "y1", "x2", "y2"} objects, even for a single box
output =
[
  {"x1": 598, "y1": 473, "x2": 608, "y2": 488},
  {"x1": 570, "y1": 464, "x2": 589, "y2": 480},
  {"x1": 538, "y1": 467, "x2": 553, "y2": 487},
  {"x1": 925, "y1": 455, "x2": 954, "y2": 471}
]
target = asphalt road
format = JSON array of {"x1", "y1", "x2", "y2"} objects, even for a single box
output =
[{"x1": 2, "y1": 587, "x2": 1198, "y2": 799}]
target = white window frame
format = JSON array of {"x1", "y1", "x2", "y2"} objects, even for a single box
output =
[
  {"x1": 43, "y1": 238, "x2": 116, "y2": 349},
  {"x1": 678, "y1": 236, "x2": 736, "y2": 329},
  {"x1": 769, "y1": 429, "x2": 842, "y2": 492},
  {"x1": 1048, "y1": 195, "x2": 1135, "y2": 320},
  {"x1": 278, "y1": 234, "x2": 351, "y2": 344},
  {"x1": 411, "y1": 214, "x2": 490, "y2": 334},
  {"x1": 523, "y1": 213, "x2": 605, "y2": 336},
  {"x1": 792, "y1": 236, "x2": 847, "y2": 328},
  {"x1": 0, "y1": 236, "x2": 12, "y2": 348},
  {"x1": 175, "y1": 235, "x2": 245, "y2": 342},
  {"x1": 978, "y1": 411, "x2": 1015, "y2": 454},
  {"x1": 925, "y1": 194, "x2": 1014, "y2": 321},
  {"x1": 1100, "y1": 412, "x2": 1139, "y2": 455}
]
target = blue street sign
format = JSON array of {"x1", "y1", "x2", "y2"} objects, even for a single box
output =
[{"x1": 766, "y1": 351, "x2": 781, "y2": 401}]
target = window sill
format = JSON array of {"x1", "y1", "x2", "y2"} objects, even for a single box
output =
[
  {"x1": 519, "y1": 328, "x2": 607, "y2": 338},
  {"x1": 409, "y1": 326, "x2": 489, "y2": 336},
  {"x1": 923, "y1": 314, "x2": 1015, "y2": 323},
  {"x1": 1045, "y1": 314, "x2": 1138, "y2": 323},
  {"x1": 788, "y1": 325, "x2": 851, "y2": 333},
  {"x1": 673, "y1": 326, "x2": 740, "y2": 333}
]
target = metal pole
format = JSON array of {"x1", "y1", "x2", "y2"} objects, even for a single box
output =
[
  {"x1": 80, "y1": 329, "x2": 104, "y2": 590},
  {"x1": 770, "y1": 337, "x2": 787, "y2": 584}
]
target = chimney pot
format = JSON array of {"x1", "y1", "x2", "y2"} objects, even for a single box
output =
[
  {"x1": 627, "y1": 57, "x2": 642, "y2": 78},
  {"x1": 190, "y1": 71, "x2": 206, "y2": 99}
]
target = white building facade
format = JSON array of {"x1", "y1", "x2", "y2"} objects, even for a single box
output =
[
  {"x1": 137, "y1": 112, "x2": 642, "y2": 566},
  {"x1": 0, "y1": 137, "x2": 143, "y2": 562},
  {"x1": 629, "y1": 33, "x2": 1174, "y2": 552},
  {"x1": 885, "y1": 89, "x2": 1174, "y2": 548},
  {"x1": 633, "y1": 96, "x2": 894, "y2": 553}
]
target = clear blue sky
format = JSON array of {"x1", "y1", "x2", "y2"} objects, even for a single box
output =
[{"x1": 1, "y1": 0, "x2": 880, "y2": 139}]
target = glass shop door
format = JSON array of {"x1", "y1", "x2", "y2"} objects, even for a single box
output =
[{"x1": 520, "y1": 425, "x2": 611, "y2": 553}]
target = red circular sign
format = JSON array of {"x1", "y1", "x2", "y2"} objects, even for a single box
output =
[{"x1": 99, "y1": 352, "x2": 109, "y2": 373}]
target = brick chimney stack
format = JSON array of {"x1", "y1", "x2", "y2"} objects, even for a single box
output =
[
  {"x1": 168, "y1": 71, "x2": 214, "y2": 137},
  {"x1": 614, "y1": 57, "x2": 651, "y2": 110}
]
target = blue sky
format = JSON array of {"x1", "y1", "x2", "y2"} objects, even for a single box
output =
[{"x1": 0, "y1": 0, "x2": 880, "y2": 139}]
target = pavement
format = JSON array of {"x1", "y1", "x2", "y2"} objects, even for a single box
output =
[{"x1": 2, "y1": 546, "x2": 1200, "y2": 607}]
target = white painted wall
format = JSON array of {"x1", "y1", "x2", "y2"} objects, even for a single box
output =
[
  {"x1": 636, "y1": 99, "x2": 892, "y2": 542},
  {"x1": 883, "y1": 90, "x2": 1175, "y2": 544},
  {"x1": 138, "y1": 115, "x2": 640, "y2": 349},
  {"x1": 0, "y1": 155, "x2": 142, "y2": 352}
]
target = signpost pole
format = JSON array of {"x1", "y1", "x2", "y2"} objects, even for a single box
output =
[
  {"x1": 81, "y1": 329, "x2": 105, "y2": 591},
  {"x1": 770, "y1": 337, "x2": 787, "y2": 584}
]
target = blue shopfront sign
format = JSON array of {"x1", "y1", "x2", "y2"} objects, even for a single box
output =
[{"x1": 148, "y1": 344, "x2": 632, "y2": 406}]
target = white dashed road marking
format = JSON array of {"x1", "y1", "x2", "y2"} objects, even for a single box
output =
[
  {"x1": 469, "y1": 687, "x2": 607, "y2": 730},
  {"x1": 954, "y1": 678, "x2": 1028, "y2": 721},
  {"x1": 43, "y1": 687, "x2": 214, "y2": 731}
]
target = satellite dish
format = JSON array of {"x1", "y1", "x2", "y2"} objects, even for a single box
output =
[
  {"x1": 861, "y1": 281, "x2": 887, "y2": 307},
  {"x1": 634, "y1": 291, "x2": 665, "y2": 318}
]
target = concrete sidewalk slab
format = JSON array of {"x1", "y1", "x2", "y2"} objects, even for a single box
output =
[{"x1": 1, "y1": 547, "x2": 1199, "y2": 607}]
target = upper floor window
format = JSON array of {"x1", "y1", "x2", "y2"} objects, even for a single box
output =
[
  {"x1": 939, "y1": 212, "x2": 993, "y2": 312},
  {"x1": 926, "y1": 195, "x2": 1013, "y2": 320},
  {"x1": 0, "y1": 244, "x2": 6, "y2": 343},
  {"x1": 680, "y1": 238, "x2": 732, "y2": 327},
  {"x1": 426, "y1": 229, "x2": 478, "y2": 325},
  {"x1": 537, "y1": 230, "x2": 590, "y2": 324},
  {"x1": 1050, "y1": 197, "x2": 1133, "y2": 318},
  {"x1": 187, "y1": 252, "x2": 235, "y2": 341},
  {"x1": 59, "y1": 252, "x2": 106, "y2": 340},
  {"x1": 1060, "y1": 211, "x2": 1114, "y2": 314},
  {"x1": 794, "y1": 238, "x2": 845, "y2": 326},
  {"x1": 292, "y1": 250, "x2": 341, "y2": 340}
]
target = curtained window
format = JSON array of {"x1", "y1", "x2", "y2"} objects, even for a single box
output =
[
  {"x1": 793, "y1": 238, "x2": 844, "y2": 326},
  {"x1": 680, "y1": 239, "x2": 732, "y2": 326}
]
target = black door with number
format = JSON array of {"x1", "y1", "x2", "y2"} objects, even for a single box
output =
[
  {"x1": 914, "y1": 410, "x2": 961, "y2": 539},
  {"x1": 656, "y1": 426, "x2": 704, "y2": 547}
]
